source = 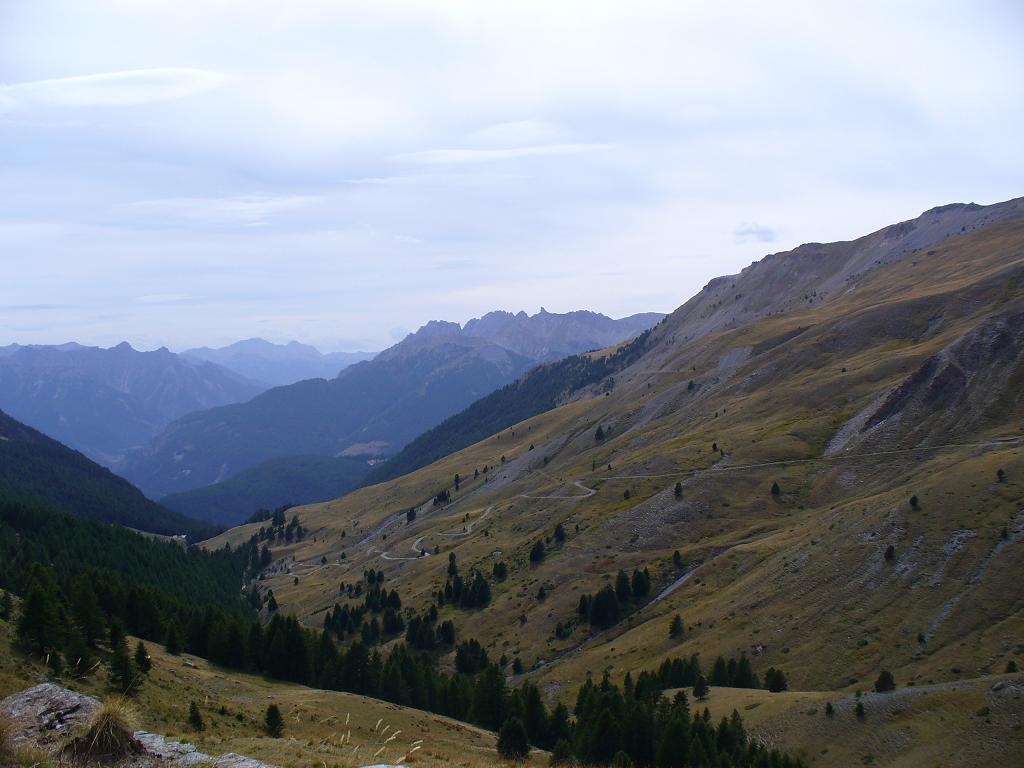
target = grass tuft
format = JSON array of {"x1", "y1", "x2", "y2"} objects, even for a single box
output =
[{"x1": 63, "y1": 696, "x2": 142, "y2": 762}]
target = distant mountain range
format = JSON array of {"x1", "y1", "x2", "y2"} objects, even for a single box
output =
[
  {"x1": 0, "y1": 342, "x2": 263, "y2": 467},
  {"x1": 0, "y1": 408, "x2": 211, "y2": 538},
  {"x1": 122, "y1": 309, "x2": 664, "y2": 506},
  {"x1": 183, "y1": 338, "x2": 373, "y2": 387}
]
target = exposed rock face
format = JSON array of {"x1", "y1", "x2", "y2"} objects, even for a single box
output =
[
  {"x1": 0, "y1": 683, "x2": 276, "y2": 767},
  {"x1": 828, "y1": 308, "x2": 1024, "y2": 454}
]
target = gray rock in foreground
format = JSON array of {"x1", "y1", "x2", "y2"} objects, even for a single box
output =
[{"x1": 0, "y1": 683, "x2": 276, "y2": 767}]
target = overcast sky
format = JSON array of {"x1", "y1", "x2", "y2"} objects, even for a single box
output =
[{"x1": 1, "y1": 1, "x2": 1022, "y2": 352}]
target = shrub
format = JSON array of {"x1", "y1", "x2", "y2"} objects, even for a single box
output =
[
  {"x1": 1006, "y1": 660, "x2": 1018, "y2": 673},
  {"x1": 497, "y1": 717, "x2": 530, "y2": 760}
]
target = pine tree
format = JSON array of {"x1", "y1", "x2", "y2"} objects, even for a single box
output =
[
  {"x1": 1, "y1": 590, "x2": 13, "y2": 621},
  {"x1": 134, "y1": 641, "x2": 152, "y2": 673},
  {"x1": 909, "y1": 495, "x2": 919, "y2": 510},
  {"x1": 529, "y1": 541, "x2": 546, "y2": 563},
  {"x1": 16, "y1": 564, "x2": 65, "y2": 655},
  {"x1": 674, "y1": 482, "x2": 683, "y2": 498},
  {"x1": 656, "y1": 715, "x2": 688, "y2": 768},
  {"x1": 693, "y1": 675, "x2": 709, "y2": 700},
  {"x1": 825, "y1": 702, "x2": 835, "y2": 718},
  {"x1": 65, "y1": 629, "x2": 93, "y2": 676},
  {"x1": 265, "y1": 704, "x2": 284, "y2": 737},
  {"x1": 497, "y1": 717, "x2": 530, "y2": 760},
  {"x1": 165, "y1": 622, "x2": 183, "y2": 655},
  {"x1": 874, "y1": 670, "x2": 895, "y2": 692},
  {"x1": 669, "y1": 614, "x2": 684, "y2": 640},
  {"x1": 615, "y1": 570, "x2": 632, "y2": 602},
  {"x1": 771, "y1": 481, "x2": 781, "y2": 496},
  {"x1": 554, "y1": 523, "x2": 566, "y2": 543},
  {"x1": 765, "y1": 667, "x2": 788, "y2": 692},
  {"x1": 589, "y1": 586, "x2": 620, "y2": 628},
  {"x1": 595, "y1": 425, "x2": 605, "y2": 441},
  {"x1": 855, "y1": 701, "x2": 865, "y2": 720},
  {"x1": 109, "y1": 637, "x2": 137, "y2": 694},
  {"x1": 70, "y1": 577, "x2": 104, "y2": 646},
  {"x1": 188, "y1": 701, "x2": 205, "y2": 731}
]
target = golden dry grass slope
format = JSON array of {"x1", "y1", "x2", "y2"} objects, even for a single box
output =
[
  {"x1": 205, "y1": 198, "x2": 1024, "y2": 766},
  {"x1": 0, "y1": 619, "x2": 543, "y2": 768}
]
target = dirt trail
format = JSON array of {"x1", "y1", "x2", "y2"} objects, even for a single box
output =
[
  {"x1": 378, "y1": 506, "x2": 494, "y2": 561},
  {"x1": 596, "y1": 435, "x2": 1023, "y2": 482}
]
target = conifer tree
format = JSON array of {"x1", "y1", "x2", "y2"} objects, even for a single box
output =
[
  {"x1": 771, "y1": 481, "x2": 781, "y2": 496},
  {"x1": 616, "y1": 570, "x2": 632, "y2": 602},
  {"x1": 70, "y1": 577, "x2": 105, "y2": 646},
  {"x1": 595, "y1": 425, "x2": 605, "y2": 441},
  {"x1": 554, "y1": 523, "x2": 566, "y2": 543},
  {"x1": 589, "y1": 586, "x2": 620, "y2": 628},
  {"x1": 0, "y1": 590, "x2": 12, "y2": 621},
  {"x1": 674, "y1": 482, "x2": 683, "y2": 498},
  {"x1": 134, "y1": 641, "x2": 152, "y2": 673},
  {"x1": 65, "y1": 629, "x2": 93, "y2": 676},
  {"x1": 693, "y1": 675, "x2": 710, "y2": 700},
  {"x1": 855, "y1": 701, "x2": 865, "y2": 720},
  {"x1": 497, "y1": 717, "x2": 530, "y2": 760},
  {"x1": 669, "y1": 614, "x2": 684, "y2": 640},
  {"x1": 16, "y1": 564, "x2": 65, "y2": 655},
  {"x1": 109, "y1": 636, "x2": 137, "y2": 694},
  {"x1": 655, "y1": 715, "x2": 688, "y2": 768},
  {"x1": 265, "y1": 704, "x2": 284, "y2": 737},
  {"x1": 874, "y1": 670, "x2": 895, "y2": 692},
  {"x1": 188, "y1": 701, "x2": 205, "y2": 731},
  {"x1": 165, "y1": 622, "x2": 183, "y2": 655},
  {"x1": 529, "y1": 540, "x2": 546, "y2": 563},
  {"x1": 765, "y1": 667, "x2": 788, "y2": 692},
  {"x1": 825, "y1": 701, "x2": 835, "y2": 718}
]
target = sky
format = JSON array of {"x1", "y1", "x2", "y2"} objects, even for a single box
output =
[{"x1": 1, "y1": 0, "x2": 1022, "y2": 353}]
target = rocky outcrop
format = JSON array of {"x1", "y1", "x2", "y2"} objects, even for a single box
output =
[{"x1": 0, "y1": 683, "x2": 276, "y2": 767}]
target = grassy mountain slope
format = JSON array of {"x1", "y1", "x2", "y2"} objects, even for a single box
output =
[
  {"x1": 205, "y1": 198, "x2": 1024, "y2": 767},
  {"x1": 161, "y1": 453, "x2": 374, "y2": 527},
  {"x1": 0, "y1": 409, "x2": 212, "y2": 538},
  {"x1": 0, "y1": 619, "x2": 536, "y2": 768}
]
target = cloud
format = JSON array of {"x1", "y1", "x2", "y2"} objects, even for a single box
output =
[
  {"x1": 734, "y1": 223, "x2": 777, "y2": 243},
  {"x1": 392, "y1": 143, "x2": 612, "y2": 165},
  {"x1": 125, "y1": 194, "x2": 322, "y2": 226},
  {"x1": 0, "y1": 68, "x2": 228, "y2": 112},
  {"x1": 466, "y1": 119, "x2": 565, "y2": 146}
]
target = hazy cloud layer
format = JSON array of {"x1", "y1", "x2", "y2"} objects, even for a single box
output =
[{"x1": 0, "y1": 0, "x2": 1021, "y2": 352}]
